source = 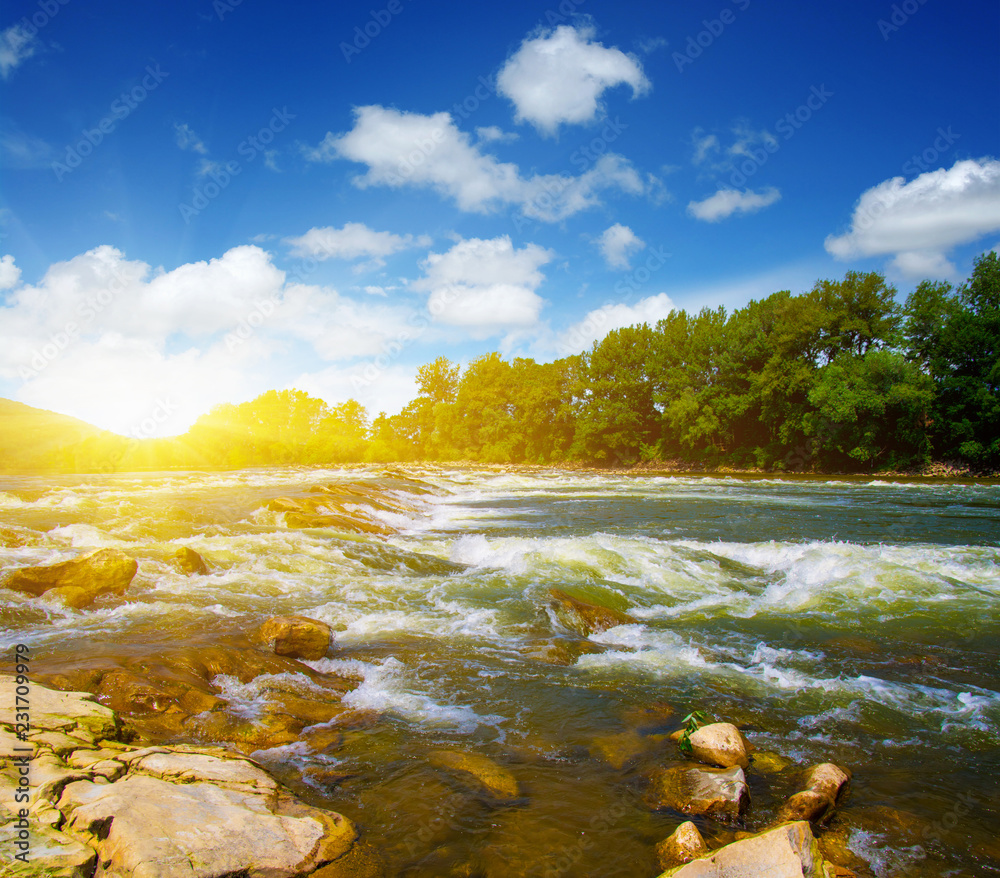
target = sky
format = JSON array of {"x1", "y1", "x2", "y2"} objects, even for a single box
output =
[{"x1": 0, "y1": 0, "x2": 998, "y2": 438}]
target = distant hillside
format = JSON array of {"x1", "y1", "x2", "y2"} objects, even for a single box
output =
[{"x1": 0, "y1": 399, "x2": 128, "y2": 473}]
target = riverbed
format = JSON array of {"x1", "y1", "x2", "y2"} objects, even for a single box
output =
[{"x1": 1, "y1": 468, "x2": 998, "y2": 876}]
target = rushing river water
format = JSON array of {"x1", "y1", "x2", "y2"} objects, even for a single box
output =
[{"x1": 1, "y1": 467, "x2": 999, "y2": 876}]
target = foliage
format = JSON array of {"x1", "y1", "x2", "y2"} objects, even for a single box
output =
[{"x1": 677, "y1": 710, "x2": 709, "y2": 756}]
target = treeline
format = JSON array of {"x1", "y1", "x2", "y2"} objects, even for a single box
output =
[
  {"x1": 28, "y1": 252, "x2": 999, "y2": 474},
  {"x1": 368, "y1": 252, "x2": 998, "y2": 472}
]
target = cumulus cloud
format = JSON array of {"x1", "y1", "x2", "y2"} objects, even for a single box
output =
[
  {"x1": 497, "y1": 24, "x2": 649, "y2": 136},
  {"x1": 284, "y1": 222, "x2": 431, "y2": 265},
  {"x1": 0, "y1": 244, "x2": 421, "y2": 435},
  {"x1": 174, "y1": 122, "x2": 208, "y2": 154},
  {"x1": 306, "y1": 105, "x2": 650, "y2": 220},
  {"x1": 412, "y1": 235, "x2": 553, "y2": 336},
  {"x1": 824, "y1": 158, "x2": 1000, "y2": 279},
  {"x1": 559, "y1": 292, "x2": 676, "y2": 353},
  {"x1": 692, "y1": 130, "x2": 719, "y2": 165},
  {"x1": 0, "y1": 254, "x2": 21, "y2": 290},
  {"x1": 597, "y1": 223, "x2": 645, "y2": 269},
  {"x1": 0, "y1": 24, "x2": 39, "y2": 79},
  {"x1": 476, "y1": 125, "x2": 517, "y2": 144},
  {"x1": 687, "y1": 187, "x2": 781, "y2": 222}
]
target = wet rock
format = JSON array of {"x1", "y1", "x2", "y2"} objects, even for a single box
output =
[
  {"x1": 657, "y1": 821, "x2": 833, "y2": 877},
  {"x1": 686, "y1": 723, "x2": 750, "y2": 770},
  {"x1": 311, "y1": 840, "x2": 386, "y2": 877},
  {"x1": 2, "y1": 548, "x2": 138, "y2": 608},
  {"x1": 173, "y1": 546, "x2": 209, "y2": 575},
  {"x1": 0, "y1": 524, "x2": 37, "y2": 548},
  {"x1": 428, "y1": 750, "x2": 521, "y2": 802},
  {"x1": 776, "y1": 790, "x2": 836, "y2": 825},
  {"x1": 0, "y1": 676, "x2": 119, "y2": 739},
  {"x1": 656, "y1": 821, "x2": 709, "y2": 870},
  {"x1": 751, "y1": 750, "x2": 794, "y2": 774},
  {"x1": 253, "y1": 614, "x2": 332, "y2": 660},
  {"x1": 803, "y1": 763, "x2": 851, "y2": 803},
  {"x1": 645, "y1": 764, "x2": 749, "y2": 821},
  {"x1": 623, "y1": 701, "x2": 676, "y2": 733},
  {"x1": 518, "y1": 636, "x2": 606, "y2": 666},
  {"x1": 548, "y1": 588, "x2": 637, "y2": 636},
  {"x1": 0, "y1": 820, "x2": 97, "y2": 877},
  {"x1": 590, "y1": 729, "x2": 668, "y2": 770},
  {"x1": 267, "y1": 495, "x2": 395, "y2": 535}
]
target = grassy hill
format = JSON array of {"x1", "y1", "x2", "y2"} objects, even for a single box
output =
[{"x1": 0, "y1": 399, "x2": 129, "y2": 473}]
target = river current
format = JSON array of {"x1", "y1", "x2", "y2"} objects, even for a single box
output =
[{"x1": 1, "y1": 467, "x2": 998, "y2": 876}]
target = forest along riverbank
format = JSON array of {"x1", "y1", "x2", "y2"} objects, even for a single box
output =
[{"x1": 1, "y1": 467, "x2": 998, "y2": 876}]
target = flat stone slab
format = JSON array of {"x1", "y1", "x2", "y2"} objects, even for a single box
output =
[{"x1": 658, "y1": 821, "x2": 831, "y2": 877}]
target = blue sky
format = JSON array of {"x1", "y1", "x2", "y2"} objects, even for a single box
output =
[{"x1": 1, "y1": 0, "x2": 998, "y2": 437}]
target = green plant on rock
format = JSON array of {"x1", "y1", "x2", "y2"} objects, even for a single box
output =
[{"x1": 678, "y1": 710, "x2": 709, "y2": 756}]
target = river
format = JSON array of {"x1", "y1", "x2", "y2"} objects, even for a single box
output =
[{"x1": 1, "y1": 467, "x2": 998, "y2": 876}]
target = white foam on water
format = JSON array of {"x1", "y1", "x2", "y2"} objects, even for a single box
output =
[
  {"x1": 848, "y1": 829, "x2": 927, "y2": 877},
  {"x1": 306, "y1": 656, "x2": 502, "y2": 734}
]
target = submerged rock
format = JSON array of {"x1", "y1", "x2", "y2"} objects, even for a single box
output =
[
  {"x1": 590, "y1": 729, "x2": 669, "y2": 770},
  {"x1": 428, "y1": 750, "x2": 521, "y2": 802},
  {"x1": 2, "y1": 548, "x2": 138, "y2": 608},
  {"x1": 656, "y1": 821, "x2": 709, "y2": 870},
  {"x1": 548, "y1": 588, "x2": 637, "y2": 636},
  {"x1": 173, "y1": 545, "x2": 210, "y2": 575},
  {"x1": 685, "y1": 722, "x2": 750, "y2": 770},
  {"x1": 657, "y1": 821, "x2": 833, "y2": 877},
  {"x1": 645, "y1": 764, "x2": 750, "y2": 820},
  {"x1": 252, "y1": 614, "x2": 333, "y2": 660}
]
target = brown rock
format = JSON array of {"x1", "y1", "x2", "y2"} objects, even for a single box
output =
[
  {"x1": 2, "y1": 548, "x2": 138, "y2": 607},
  {"x1": 686, "y1": 723, "x2": 750, "y2": 770},
  {"x1": 803, "y1": 763, "x2": 851, "y2": 802},
  {"x1": 174, "y1": 546, "x2": 209, "y2": 575},
  {"x1": 645, "y1": 764, "x2": 749, "y2": 820},
  {"x1": 656, "y1": 821, "x2": 709, "y2": 869},
  {"x1": 253, "y1": 615, "x2": 332, "y2": 660},
  {"x1": 428, "y1": 750, "x2": 521, "y2": 801},
  {"x1": 775, "y1": 789, "x2": 836, "y2": 825},
  {"x1": 657, "y1": 821, "x2": 833, "y2": 877},
  {"x1": 548, "y1": 588, "x2": 636, "y2": 636},
  {"x1": 590, "y1": 729, "x2": 668, "y2": 770}
]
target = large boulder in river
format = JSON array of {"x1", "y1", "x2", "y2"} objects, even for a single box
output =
[
  {"x1": 2, "y1": 548, "x2": 138, "y2": 604},
  {"x1": 685, "y1": 722, "x2": 750, "y2": 769},
  {"x1": 173, "y1": 546, "x2": 209, "y2": 575},
  {"x1": 548, "y1": 588, "x2": 636, "y2": 636},
  {"x1": 645, "y1": 764, "x2": 749, "y2": 820},
  {"x1": 252, "y1": 615, "x2": 332, "y2": 660},
  {"x1": 2, "y1": 548, "x2": 138, "y2": 608},
  {"x1": 657, "y1": 821, "x2": 832, "y2": 877}
]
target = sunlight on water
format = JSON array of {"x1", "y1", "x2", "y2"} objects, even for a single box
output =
[{"x1": 1, "y1": 467, "x2": 998, "y2": 875}]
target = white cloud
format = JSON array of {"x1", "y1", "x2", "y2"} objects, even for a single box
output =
[
  {"x1": 597, "y1": 223, "x2": 645, "y2": 269},
  {"x1": 692, "y1": 130, "x2": 719, "y2": 165},
  {"x1": 293, "y1": 362, "x2": 418, "y2": 419},
  {"x1": 687, "y1": 187, "x2": 781, "y2": 222},
  {"x1": 560, "y1": 292, "x2": 676, "y2": 353},
  {"x1": 0, "y1": 254, "x2": 20, "y2": 290},
  {"x1": 306, "y1": 105, "x2": 651, "y2": 221},
  {"x1": 824, "y1": 158, "x2": 1000, "y2": 279},
  {"x1": 412, "y1": 235, "x2": 553, "y2": 336},
  {"x1": 497, "y1": 24, "x2": 649, "y2": 136},
  {"x1": 284, "y1": 222, "x2": 431, "y2": 263},
  {"x1": 0, "y1": 244, "x2": 421, "y2": 435},
  {"x1": 174, "y1": 122, "x2": 208, "y2": 154},
  {"x1": 0, "y1": 120, "x2": 53, "y2": 168},
  {"x1": 0, "y1": 24, "x2": 39, "y2": 79},
  {"x1": 476, "y1": 125, "x2": 517, "y2": 144}
]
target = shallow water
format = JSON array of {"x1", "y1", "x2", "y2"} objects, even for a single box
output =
[{"x1": 1, "y1": 467, "x2": 999, "y2": 876}]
